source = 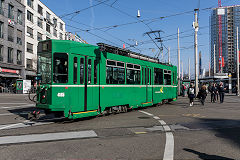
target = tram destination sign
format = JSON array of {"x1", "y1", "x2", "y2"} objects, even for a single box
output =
[{"x1": 38, "y1": 40, "x2": 52, "y2": 53}]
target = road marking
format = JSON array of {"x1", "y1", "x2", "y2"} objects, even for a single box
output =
[
  {"x1": 0, "y1": 112, "x2": 28, "y2": 116},
  {"x1": 0, "y1": 130, "x2": 98, "y2": 145},
  {"x1": 139, "y1": 110, "x2": 174, "y2": 160},
  {"x1": 163, "y1": 132, "x2": 174, "y2": 160},
  {"x1": 0, "y1": 121, "x2": 54, "y2": 130},
  {"x1": 0, "y1": 103, "x2": 29, "y2": 105},
  {"x1": 0, "y1": 104, "x2": 34, "y2": 109},
  {"x1": 135, "y1": 132, "x2": 147, "y2": 134},
  {"x1": 139, "y1": 110, "x2": 153, "y2": 116},
  {"x1": 0, "y1": 123, "x2": 23, "y2": 130}
]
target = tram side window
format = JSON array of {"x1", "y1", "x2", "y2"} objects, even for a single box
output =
[
  {"x1": 80, "y1": 58, "x2": 84, "y2": 84},
  {"x1": 73, "y1": 57, "x2": 77, "y2": 84},
  {"x1": 106, "y1": 60, "x2": 125, "y2": 84},
  {"x1": 173, "y1": 71, "x2": 175, "y2": 85},
  {"x1": 53, "y1": 53, "x2": 68, "y2": 83},
  {"x1": 142, "y1": 68, "x2": 145, "y2": 84},
  {"x1": 88, "y1": 59, "x2": 92, "y2": 84},
  {"x1": 164, "y1": 70, "x2": 171, "y2": 85},
  {"x1": 154, "y1": 68, "x2": 163, "y2": 85},
  {"x1": 126, "y1": 64, "x2": 141, "y2": 84}
]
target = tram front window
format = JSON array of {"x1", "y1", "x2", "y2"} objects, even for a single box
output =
[
  {"x1": 53, "y1": 53, "x2": 68, "y2": 83},
  {"x1": 38, "y1": 54, "x2": 52, "y2": 84}
]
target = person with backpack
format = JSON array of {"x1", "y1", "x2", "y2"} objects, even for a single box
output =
[{"x1": 188, "y1": 83, "x2": 195, "y2": 106}]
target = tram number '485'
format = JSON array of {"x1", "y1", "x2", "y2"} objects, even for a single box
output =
[{"x1": 57, "y1": 93, "x2": 65, "y2": 97}]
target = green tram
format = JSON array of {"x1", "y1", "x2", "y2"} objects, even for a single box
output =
[{"x1": 36, "y1": 40, "x2": 178, "y2": 119}]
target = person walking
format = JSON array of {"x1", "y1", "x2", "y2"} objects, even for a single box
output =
[
  {"x1": 211, "y1": 83, "x2": 218, "y2": 103},
  {"x1": 188, "y1": 83, "x2": 195, "y2": 106},
  {"x1": 199, "y1": 84, "x2": 207, "y2": 105},
  {"x1": 218, "y1": 82, "x2": 226, "y2": 103}
]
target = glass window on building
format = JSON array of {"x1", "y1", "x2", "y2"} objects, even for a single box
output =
[
  {"x1": 46, "y1": 23, "x2": 50, "y2": 33},
  {"x1": 46, "y1": 11, "x2": 50, "y2": 20},
  {"x1": 37, "y1": 32, "x2": 42, "y2": 41},
  {"x1": 60, "y1": 22, "x2": 63, "y2": 30},
  {"x1": 17, "y1": 10, "x2": 23, "y2": 25},
  {"x1": 17, "y1": 50, "x2": 22, "y2": 65},
  {"x1": 53, "y1": 18, "x2": 57, "y2": 28},
  {"x1": 53, "y1": 29, "x2": 57, "y2": 37},
  {"x1": 37, "y1": 18, "x2": 43, "y2": 28},
  {"x1": 0, "y1": 0, "x2": 4, "y2": 15},
  {"x1": 38, "y1": 5, "x2": 43, "y2": 15},
  {"x1": 8, "y1": 47, "x2": 13, "y2": 63},
  {"x1": 59, "y1": 32, "x2": 63, "y2": 40},
  {"x1": 27, "y1": 26, "x2": 33, "y2": 38},
  {"x1": 8, "y1": 25, "x2": 14, "y2": 42},
  {"x1": 8, "y1": 4, "x2": 14, "y2": 19},
  {"x1": 0, "y1": 21, "x2": 3, "y2": 38},
  {"x1": 27, "y1": 58, "x2": 33, "y2": 69},
  {"x1": 27, "y1": 10, "x2": 33, "y2": 22},
  {"x1": 27, "y1": 42, "x2": 33, "y2": 53},
  {"x1": 0, "y1": 45, "x2": 3, "y2": 61},
  {"x1": 17, "y1": 30, "x2": 22, "y2": 45},
  {"x1": 27, "y1": 0, "x2": 33, "y2": 8}
]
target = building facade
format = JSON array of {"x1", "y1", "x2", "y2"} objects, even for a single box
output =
[
  {"x1": 210, "y1": 5, "x2": 240, "y2": 77},
  {"x1": 23, "y1": 0, "x2": 65, "y2": 80},
  {"x1": 0, "y1": 0, "x2": 25, "y2": 88}
]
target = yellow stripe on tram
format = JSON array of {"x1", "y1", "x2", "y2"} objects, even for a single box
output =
[{"x1": 73, "y1": 110, "x2": 98, "y2": 115}]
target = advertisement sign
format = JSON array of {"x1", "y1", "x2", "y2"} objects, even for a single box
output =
[{"x1": 23, "y1": 80, "x2": 31, "y2": 94}]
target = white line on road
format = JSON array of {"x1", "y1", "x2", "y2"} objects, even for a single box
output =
[
  {"x1": 0, "y1": 130, "x2": 98, "y2": 145},
  {"x1": 0, "y1": 121, "x2": 54, "y2": 130},
  {"x1": 0, "y1": 104, "x2": 34, "y2": 109},
  {"x1": 139, "y1": 110, "x2": 153, "y2": 116},
  {"x1": 0, "y1": 112, "x2": 28, "y2": 116},
  {"x1": 139, "y1": 110, "x2": 174, "y2": 160},
  {"x1": 0, "y1": 103, "x2": 29, "y2": 105}
]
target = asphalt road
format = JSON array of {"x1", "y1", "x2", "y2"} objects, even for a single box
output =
[{"x1": 0, "y1": 93, "x2": 240, "y2": 160}]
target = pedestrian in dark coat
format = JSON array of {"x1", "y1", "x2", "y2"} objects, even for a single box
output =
[
  {"x1": 199, "y1": 84, "x2": 207, "y2": 105},
  {"x1": 218, "y1": 82, "x2": 226, "y2": 103},
  {"x1": 211, "y1": 83, "x2": 218, "y2": 103}
]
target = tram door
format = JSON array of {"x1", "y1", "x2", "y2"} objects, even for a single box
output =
[
  {"x1": 79, "y1": 56, "x2": 97, "y2": 112},
  {"x1": 146, "y1": 67, "x2": 153, "y2": 103}
]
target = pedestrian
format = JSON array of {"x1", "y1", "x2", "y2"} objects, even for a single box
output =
[
  {"x1": 211, "y1": 83, "x2": 218, "y2": 103},
  {"x1": 218, "y1": 82, "x2": 226, "y2": 103},
  {"x1": 199, "y1": 84, "x2": 207, "y2": 105},
  {"x1": 182, "y1": 84, "x2": 186, "y2": 97},
  {"x1": 188, "y1": 83, "x2": 195, "y2": 106}
]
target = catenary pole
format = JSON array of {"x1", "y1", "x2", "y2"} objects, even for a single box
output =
[
  {"x1": 178, "y1": 28, "x2": 181, "y2": 95},
  {"x1": 237, "y1": 27, "x2": 239, "y2": 96},
  {"x1": 193, "y1": 9, "x2": 199, "y2": 95},
  {"x1": 214, "y1": 44, "x2": 216, "y2": 75},
  {"x1": 189, "y1": 58, "x2": 190, "y2": 80}
]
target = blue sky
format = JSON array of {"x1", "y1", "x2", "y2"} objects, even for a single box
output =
[{"x1": 41, "y1": 0, "x2": 239, "y2": 76}]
